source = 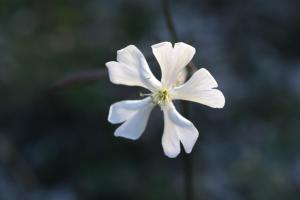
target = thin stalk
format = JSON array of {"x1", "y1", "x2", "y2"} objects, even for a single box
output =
[
  {"x1": 181, "y1": 69, "x2": 194, "y2": 200},
  {"x1": 160, "y1": 0, "x2": 194, "y2": 200},
  {"x1": 160, "y1": 0, "x2": 178, "y2": 43}
]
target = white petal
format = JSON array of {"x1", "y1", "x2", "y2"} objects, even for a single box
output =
[
  {"x1": 172, "y1": 68, "x2": 225, "y2": 108},
  {"x1": 175, "y1": 67, "x2": 188, "y2": 86},
  {"x1": 108, "y1": 97, "x2": 154, "y2": 140},
  {"x1": 151, "y1": 42, "x2": 172, "y2": 86},
  {"x1": 172, "y1": 42, "x2": 196, "y2": 74},
  {"x1": 152, "y1": 42, "x2": 195, "y2": 87},
  {"x1": 162, "y1": 103, "x2": 199, "y2": 158},
  {"x1": 106, "y1": 45, "x2": 161, "y2": 91}
]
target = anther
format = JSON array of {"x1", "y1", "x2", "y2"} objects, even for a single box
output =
[{"x1": 139, "y1": 92, "x2": 151, "y2": 97}]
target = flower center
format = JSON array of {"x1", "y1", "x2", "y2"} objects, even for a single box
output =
[{"x1": 151, "y1": 88, "x2": 171, "y2": 106}]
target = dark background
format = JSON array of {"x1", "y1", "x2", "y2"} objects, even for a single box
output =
[{"x1": 0, "y1": 0, "x2": 300, "y2": 199}]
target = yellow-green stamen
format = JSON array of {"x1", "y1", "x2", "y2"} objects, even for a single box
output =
[{"x1": 151, "y1": 88, "x2": 171, "y2": 106}]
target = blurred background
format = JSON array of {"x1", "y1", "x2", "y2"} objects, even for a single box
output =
[{"x1": 0, "y1": 0, "x2": 300, "y2": 199}]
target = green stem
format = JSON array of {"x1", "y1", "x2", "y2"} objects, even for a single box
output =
[
  {"x1": 160, "y1": 0, "x2": 178, "y2": 43},
  {"x1": 183, "y1": 151, "x2": 193, "y2": 200},
  {"x1": 181, "y1": 70, "x2": 194, "y2": 200},
  {"x1": 160, "y1": 0, "x2": 194, "y2": 200}
]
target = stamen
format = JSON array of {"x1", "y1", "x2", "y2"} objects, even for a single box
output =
[
  {"x1": 175, "y1": 79, "x2": 181, "y2": 86},
  {"x1": 139, "y1": 92, "x2": 151, "y2": 97},
  {"x1": 151, "y1": 88, "x2": 171, "y2": 106}
]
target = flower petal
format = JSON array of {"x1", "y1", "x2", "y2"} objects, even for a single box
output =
[
  {"x1": 152, "y1": 42, "x2": 195, "y2": 87},
  {"x1": 108, "y1": 97, "x2": 154, "y2": 140},
  {"x1": 172, "y1": 68, "x2": 225, "y2": 108},
  {"x1": 151, "y1": 42, "x2": 172, "y2": 86},
  {"x1": 106, "y1": 45, "x2": 161, "y2": 91},
  {"x1": 172, "y1": 42, "x2": 196, "y2": 74},
  {"x1": 175, "y1": 67, "x2": 188, "y2": 86},
  {"x1": 162, "y1": 103, "x2": 199, "y2": 158}
]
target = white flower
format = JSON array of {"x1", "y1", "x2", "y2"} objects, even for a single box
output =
[{"x1": 106, "y1": 42, "x2": 225, "y2": 158}]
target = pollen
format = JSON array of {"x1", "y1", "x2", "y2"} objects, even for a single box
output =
[{"x1": 151, "y1": 88, "x2": 171, "y2": 106}]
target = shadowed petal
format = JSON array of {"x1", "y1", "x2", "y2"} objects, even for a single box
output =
[
  {"x1": 162, "y1": 103, "x2": 199, "y2": 158},
  {"x1": 108, "y1": 97, "x2": 154, "y2": 140}
]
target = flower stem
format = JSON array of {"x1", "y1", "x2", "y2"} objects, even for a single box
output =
[
  {"x1": 181, "y1": 71, "x2": 194, "y2": 200},
  {"x1": 160, "y1": 0, "x2": 194, "y2": 200},
  {"x1": 160, "y1": 0, "x2": 178, "y2": 43},
  {"x1": 183, "y1": 150, "x2": 193, "y2": 200}
]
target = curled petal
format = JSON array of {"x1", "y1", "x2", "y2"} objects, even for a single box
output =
[
  {"x1": 162, "y1": 103, "x2": 199, "y2": 158},
  {"x1": 106, "y1": 45, "x2": 161, "y2": 91},
  {"x1": 172, "y1": 68, "x2": 225, "y2": 108},
  {"x1": 152, "y1": 42, "x2": 195, "y2": 87},
  {"x1": 108, "y1": 97, "x2": 154, "y2": 140},
  {"x1": 175, "y1": 67, "x2": 188, "y2": 86}
]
